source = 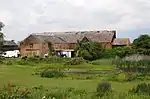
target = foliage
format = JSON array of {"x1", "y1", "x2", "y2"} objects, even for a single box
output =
[
  {"x1": 40, "y1": 69, "x2": 65, "y2": 78},
  {"x1": 91, "y1": 59, "x2": 113, "y2": 65},
  {"x1": 17, "y1": 56, "x2": 71, "y2": 66},
  {"x1": 116, "y1": 73, "x2": 126, "y2": 82},
  {"x1": 130, "y1": 83, "x2": 150, "y2": 94},
  {"x1": 1, "y1": 83, "x2": 150, "y2": 99},
  {"x1": 113, "y1": 72, "x2": 137, "y2": 82},
  {"x1": 102, "y1": 46, "x2": 135, "y2": 58},
  {"x1": 132, "y1": 34, "x2": 150, "y2": 55},
  {"x1": 79, "y1": 50, "x2": 93, "y2": 60},
  {"x1": 135, "y1": 48, "x2": 150, "y2": 55},
  {"x1": 75, "y1": 40, "x2": 103, "y2": 60},
  {"x1": 64, "y1": 57, "x2": 85, "y2": 65},
  {"x1": 0, "y1": 84, "x2": 89, "y2": 99},
  {"x1": 0, "y1": 83, "x2": 30, "y2": 99},
  {"x1": 114, "y1": 59, "x2": 150, "y2": 73},
  {"x1": 0, "y1": 22, "x2": 4, "y2": 31},
  {"x1": 133, "y1": 34, "x2": 150, "y2": 49},
  {"x1": 96, "y1": 82, "x2": 112, "y2": 97},
  {"x1": 0, "y1": 22, "x2": 4, "y2": 48}
]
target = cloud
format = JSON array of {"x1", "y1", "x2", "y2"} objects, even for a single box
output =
[
  {"x1": 0, "y1": 9, "x2": 12, "y2": 25},
  {"x1": 0, "y1": 0, "x2": 150, "y2": 41}
]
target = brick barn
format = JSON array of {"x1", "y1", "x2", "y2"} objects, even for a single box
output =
[{"x1": 20, "y1": 30, "x2": 130, "y2": 57}]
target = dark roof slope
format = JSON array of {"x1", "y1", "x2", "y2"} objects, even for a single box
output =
[
  {"x1": 112, "y1": 38, "x2": 130, "y2": 45},
  {"x1": 56, "y1": 30, "x2": 116, "y2": 43},
  {"x1": 1, "y1": 40, "x2": 18, "y2": 51},
  {"x1": 3, "y1": 40, "x2": 17, "y2": 46},
  {"x1": 21, "y1": 35, "x2": 66, "y2": 44},
  {"x1": 32, "y1": 35, "x2": 66, "y2": 44},
  {"x1": 24, "y1": 30, "x2": 116, "y2": 44}
]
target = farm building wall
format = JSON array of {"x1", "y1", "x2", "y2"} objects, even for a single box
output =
[
  {"x1": 101, "y1": 42, "x2": 112, "y2": 49},
  {"x1": 54, "y1": 43, "x2": 76, "y2": 51},
  {"x1": 20, "y1": 43, "x2": 42, "y2": 57}
]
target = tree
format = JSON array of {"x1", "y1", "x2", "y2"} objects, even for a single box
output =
[
  {"x1": 102, "y1": 46, "x2": 135, "y2": 58},
  {"x1": 0, "y1": 22, "x2": 4, "y2": 31},
  {"x1": 132, "y1": 34, "x2": 150, "y2": 55},
  {"x1": 75, "y1": 40, "x2": 103, "y2": 60},
  {"x1": 133, "y1": 34, "x2": 150, "y2": 49},
  {"x1": 0, "y1": 22, "x2": 5, "y2": 51}
]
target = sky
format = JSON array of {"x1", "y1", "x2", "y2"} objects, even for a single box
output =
[{"x1": 0, "y1": 0, "x2": 150, "y2": 42}]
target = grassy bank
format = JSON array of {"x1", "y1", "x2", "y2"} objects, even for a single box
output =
[{"x1": 0, "y1": 57, "x2": 150, "y2": 98}]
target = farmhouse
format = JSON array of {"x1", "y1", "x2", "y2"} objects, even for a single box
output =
[
  {"x1": 20, "y1": 30, "x2": 130, "y2": 57},
  {"x1": 112, "y1": 38, "x2": 131, "y2": 48}
]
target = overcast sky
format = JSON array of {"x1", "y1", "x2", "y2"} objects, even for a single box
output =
[{"x1": 0, "y1": 0, "x2": 150, "y2": 41}]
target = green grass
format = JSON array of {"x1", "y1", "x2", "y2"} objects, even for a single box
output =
[
  {"x1": 1, "y1": 58, "x2": 150, "y2": 98},
  {"x1": 0, "y1": 63, "x2": 145, "y2": 93}
]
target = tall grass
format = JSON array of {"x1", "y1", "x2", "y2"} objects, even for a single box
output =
[
  {"x1": 0, "y1": 57, "x2": 71, "y2": 66},
  {"x1": 113, "y1": 59, "x2": 150, "y2": 73},
  {"x1": 1, "y1": 83, "x2": 150, "y2": 99}
]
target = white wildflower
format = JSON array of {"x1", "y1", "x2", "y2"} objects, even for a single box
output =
[{"x1": 42, "y1": 96, "x2": 46, "y2": 99}]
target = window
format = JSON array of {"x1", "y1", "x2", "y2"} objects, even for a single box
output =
[{"x1": 30, "y1": 44, "x2": 33, "y2": 48}]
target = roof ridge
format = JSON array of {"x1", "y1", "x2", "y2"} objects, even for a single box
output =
[{"x1": 55, "y1": 36, "x2": 67, "y2": 43}]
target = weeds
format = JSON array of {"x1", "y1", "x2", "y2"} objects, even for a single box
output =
[
  {"x1": 96, "y1": 82, "x2": 112, "y2": 97},
  {"x1": 40, "y1": 69, "x2": 65, "y2": 78}
]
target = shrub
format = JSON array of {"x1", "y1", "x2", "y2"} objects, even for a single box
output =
[
  {"x1": 80, "y1": 50, "x2": 93, "y2": 61},
  {"x1": 40, "y1": 69, "x2": 65, "y2": 78},
  {"x1": 130, "y1": 83, "x2": 150, "y2": 94},
  {"x1": 5, "y1": 60, "x2": 14, "y2": 65},
  {"x1": 0, "y1": 83, "x2": 30, "y2": 99},
  {"x1": 125, "y1": 73, "x2": 137, "y2": 81},
  {"x1": 116, "y1": 73, "x2": 126, "y2": 82},
  {"x1": 102, "y1": 47, "x2": 135, "y2": 58},
  {"x1": 17, "y1": 59, "x2": 35, "y2": 66},
  {"x1": 114, "y1": 59, "x2": 150, "y2": 73},
  {"x1": 96, "y1": 82, "x2": 112, "y2": 97},
  {"x1": 114, "y1": 73, "x2": 137, "y2": 82},
  {"x1": 76, "y1": 41, "x2": 103, "y2": 61},
  {"x1": 21, "y1": 56, "x2": 27, "y2": 60},
  {"x1": 64, "y1": 57, "x2": 85, "y2": 65}
]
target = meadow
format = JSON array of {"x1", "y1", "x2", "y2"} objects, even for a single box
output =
[{"x1": 0, "y1": 57, "x2": 150, "y2": 99}]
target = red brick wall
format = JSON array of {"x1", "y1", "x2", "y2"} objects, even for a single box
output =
[
  {"x1": 54, "y1": 43, "x2": 76, "y2": 51},
  {"x1": 20, "y1": 43, "x2": 49, "y2": 57},
  {"x1": 20, "y1": 42, "x2": 112, "y2": 57}
]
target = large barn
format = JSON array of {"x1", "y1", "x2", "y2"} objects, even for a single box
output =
[{"x1": 20, "y1": 30, "x2": 130, "y2": 57}]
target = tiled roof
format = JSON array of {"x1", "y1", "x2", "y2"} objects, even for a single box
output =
[
  {"x1": 26, "y1": 30, "x2": 116, "y2": 44},
  {"x1": 33, "y1": 35, "x2": 66, "y2": 44},
  {"x1": 55, "y1": 30, "x2": 116, "y2": 43},
  {"x1": 112, "y1": 38, "x2": 130, "y2": 45},
  {"x1": 3, "y1": 40, "x2": 17, "y2": 46}
]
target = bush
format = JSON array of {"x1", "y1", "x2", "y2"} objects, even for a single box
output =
[
  {"x1": 40, "y1": 69, "x2": 65, "y2": 78},
  {"x1": 76, "y1": 41, "x2": 103, "y2": 60},
  {"x1": 114, "y1": 59, "x2": 150, "y2": 73},
  {"x1": 116, "y1": 73, "x2": 126, "y2": 82},
  {"x1": 80, "y1": 50, "x2": 93, "y2": 61},
  {"x1": 64, "y1": 57, "x2": 85, "y2": 65},
  {"x1": 96, "y1": 82, "x2": 112, "y2": 97},
  {"x1": 102, "y1": 47, "x2": 135, "y2": 58},
  {"x1": 17, "y1": 59, "x2": 35, "y2": 66},
  {"x1": 130, "y1": 83, "x2": 150, "y2": 94},
  {"x1": 125, "y1": 73, "x2": 137, "y2": 81},
  {"x1": 114, "y1": 73, "x2": 137, "y2": 82}
]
